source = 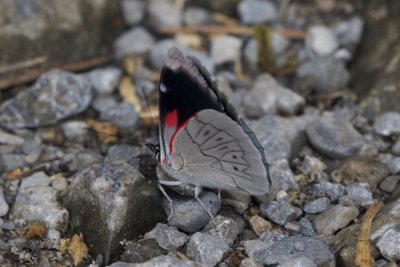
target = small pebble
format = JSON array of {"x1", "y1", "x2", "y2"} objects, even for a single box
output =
[
  {"x1": 297, "y1": 57, "x2": 350, "y2": 93},
  {"x1": 271, "y1": 159, "x2": 299, "y2": 192},
  {"x1": 379, "y1": 175, "x2": 400, "y2": 193},
  {"x1": 144, "y1": 223, "x2": 189, "y2": 250},
  {"x1": 374, "y1": 112, "x2": 400, "y2": 136},
  {"x1": 310, "y1": 181, "x2": 345, "y2": 201},
  {"x1": 278, "y1": 256, "x2": 317, "y2": 267},
  {"x1": 313, "y1": 204, "x2": 359, "y2": 235},
  {"x1": 240, "y1": 257, "x2": 263, "y2": 267},
  {"x1": 113, "y1": 27, "x2": 155, "y2": 59},
  {"x1": 0, "y1": 129, "x2": 24, "y2": 145},
  {"x1": 203, "y1": 215, "x2": 239, "y2": 246},
  {"x1": 260, "y1": 200, "x2": 302, "y2": 226},
  {"x1": 86, "y1": 67, "x2": 121, "y2": 95},
  {"x1": 62, "y1": 121, "x2": 88, "y2": 140},
  {"x1": 387, "y1": 157, "x2": 400, "y2": 174},
  {"x1": 20, "y1": 171, "x2": 51, "y2": 189},
  {"x1": 120, "y1": 0, "x2": 145, "y2": 25},
  {"x1": 186, "y1": 232, "x2": 230, "y2": 266},
  {"x1": 100, "y1": 102, "x2": 138, "y2": 129},
  {"x1": 51, "y1": 174, "x2": 68, "y2": 192},
  {"x1": 163, "y1": 191, "x2": 221, "y2": 233},
  {"x1": 183, "y1": 7, "x2": 211, "y2": 26},
  {"x1": 306, "y1": 113, "x2": 364, "y2": 159},
  {"x1": 306, "y1": 25, "x2": 339, "y2": 57},
  {"x1": 391, "y1": 138, "x2": 400, "y2": 155},
  {"x1": 345, "y1": 183, "x2": 373, "y2": 207},
  {"x1": 148, "y1": 0, "x2": 181, "y2": 27},
  {"x1": 299, "y1": 218, "x2": 317, "y2": 237},
  {"x1": 333, "y1": 16, "x2": 365, "y2": 47},
  {"x1": 0, "y1": 189, "x2": 9, "y2": 217},
  {"x1": 376, "y1": 226, "x2": 400, "y2": 262},
  {"x1": 248, "y1": 215, "x2": 272, "y2": 236},
  {"x1": 2, "y1": 220, "x2": 16, "y2": 231},
  {"x1": 211, "y1": 35, "x2": 242, "y2": 65},
  {"x1": 303, "y1": 197, "x2": 331, "y2": 214},
  {"x1": 238, "y1": 0, "x2": 278, "y2": 25}
]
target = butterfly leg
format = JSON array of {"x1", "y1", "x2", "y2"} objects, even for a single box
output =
[
  {"x1": 157, "y1": 183, "x2": 174, "y2": 220},
  {"x1": 194, "y1": 186, "x2": 216, "y2": 226}
]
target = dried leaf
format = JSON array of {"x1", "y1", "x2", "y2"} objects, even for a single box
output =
[
  {"x1": 86, "y1": 119, "x2": 118, "y2": 144},
  {"x1": 119, "y1": 76, "x2": 141, "y2": 112},
  {"x1": 25, "y1": 223, "x2": 46, "y2": 239},
  {"x1": 6, "y1": 168, "x2": 22, "y2": 180},
  {"x1": 139, "y1": 105, "x2": 159, "y2": 127},
  {"x1": 175, "y1": 34, "x2": 202, "y2": 49},
  {"x1": 355, "y1": 202, "x2": 384, "y2": 267},
  {"x1": 123, "y1": 57, "x2": 144, "y2": 75},
  {"x1": 68, "y1": 234, "x2": 88, "y2": 266},
  {"x1": 253, "y1": 25, "x2": 273, "y2": 73},
  {"x1": 60, "y1": 238, "x2": 70, "y2": 254}
]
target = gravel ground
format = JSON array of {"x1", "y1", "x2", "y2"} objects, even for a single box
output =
[{"x1": 0, "y1": 1, "x2": 399, "y2": 267}]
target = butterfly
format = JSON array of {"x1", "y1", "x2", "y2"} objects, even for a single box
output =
[{"x1": 157, "y1": 47, "x2": 271, "y2": 198}]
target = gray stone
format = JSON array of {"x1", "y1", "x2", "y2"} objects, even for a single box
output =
[
  {"x1": 186, "y1": 232, "x2": 230, "y2": 266},
  {"x1": 345, "y1": 183, "x2": 374, "y2": 207},
  {"x1": 333, "y1": 16, "x2": 364, "y2": 47},
  {"x1": 202, "y1": 215, "x2": 239, "y2": 246},
  {"x1": 114, "y1": 27, "x2": 155, "y2": 59},
  {"x1": 0, "y1": 189, "x2": 9, "y2": 217},
  {"x1": 148, "y1": 0, "x2": 181, "y2": 27},
  {"x1": 243, "y1": 74, "x2": 305, "y2": 119},
  {"x1": 91, "y1": 95, "x2": 118, "y2": 114},
  {"x1": 310, "y1": 182, "x2": 345, "y2": 201},
  {"x1": 376, "y1": 226, "x2": 400, "y2": 262},
  {"x1": 374, "y1": 112, "x2": 400, "y2": 136},
  {"x1": 387, "y1": 157, "x2": 400, "y2": 174},
  {"x1": 271, "y1": 159, "x2": 299, "y2": 192},
  {"x1": 239, "y1": 257, "x2": 263, "y2": 267},
  {"x1": 100, "y1": 101, "x2": 138, "y2": 129},
  {"x1": 64, "y1": 163, "x2": 164, "y2": 265},
  {"x1": 86, "y1": 67, "x2": 121, "y2": 94},
  {"x1": 163, "y1": 191, "x2": 221, "y2": 233},
  {"x1": 11, "y1": 185, "x2": 68, "y2": 231},
  {"x1": 0, "y1": 69, "x2": 92, "y2": 129},
  {"x1": 299, "y1": 155, "x2": 326, "y2": 175},
  {"x1": 306, "y1": 26, "x2": 338, "y2": 57},
  {"x1": 105, "y1": 144, "x2": 141, "y2": 166},
  {"x1": 303, "y1": 197, "x2": 331, "y2": 214},
  {"x1": 313, "y1": 204, "x2": 359, "y2": 235},
  {"x1": 296, "y1": 57, "x2": 350, "y2": 93},
  {"x1": 278, "y1": 256, "x2": 317, "y2": 267},
  {"x1": 62, "y1": 121, "x2": 88, "y2": 140},
  {"x1": 260, "y1": 200, "x2": 302, "y2": 226},
  {"x1": 0, "y1": 129, "x2": 24, "y2": 145},
  {"x1": 392, "y1": 138, "x2": 400, "y2": 155},
  {"x1": 299, "y1": 218, "x2": 317, "y2": 237},
  {"x1": 20, "y1": 171, "x2": 51, "y2": 189},
  {"x1": 121, "y1": 0, "x2": 145, "y2": 25},
  {"x1": 250, "y1": 113, "x2": 317, "y2": 163},
  {"x1": 144, "y1": 223, "x2": 189, "y2": 250},
  {"x1": 113, "y1": 255, "x2": 205, "y2": 267},
  {"x1": 2, "y1": 220, "x2": 16, "y2": 231},
  {"x1": 238, "y1": 0, "x2": 277, "y2": 25},
  {"x1": 183, "y1": 7, "x2": 211, "y2": 26},
  {"x1": 244, "y1": 236, "x2": 334, "y2": 266},
  {"x1": 120, "y1": 239, "x2": 165, "y2": 264},
  {"x1": 51, "y1": 174, "x2": 68, "y2": 192},
  {"x1": 211, "y1": 35, "x2": 242, "y2": 65},
  {"x1": 379, "y1": 175, "x2": 400, "y2": 193},
  {"x1": 306, "y1": 113, "x2": 364, "y2": 159},
  {"x1": 1, "y1": 154, "x2": 25, "y2": 172},
  {"x1": 331, "y1": 156, "x2": 389, "y2": 190},
  {"x1": 63, "y1": 149, "x2": 103, "y2": 172},
  {"x1": 334, "y1": 47, "x2": 353, "y2": 62}
]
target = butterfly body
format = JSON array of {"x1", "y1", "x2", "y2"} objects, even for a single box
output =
[{"x1": 158, "y1": 47, "x2": 271, "y2": 196}]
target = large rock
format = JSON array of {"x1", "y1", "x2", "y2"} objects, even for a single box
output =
[
  {"x1": 64, "y1": 163, "x2": 164, "y2": 264},
  {"x1": 0, "y1": 69, "x2": 92, "y2": 129},
  {"x1": 0, "y1": 0, "x2": 122, "y2": 67}
]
